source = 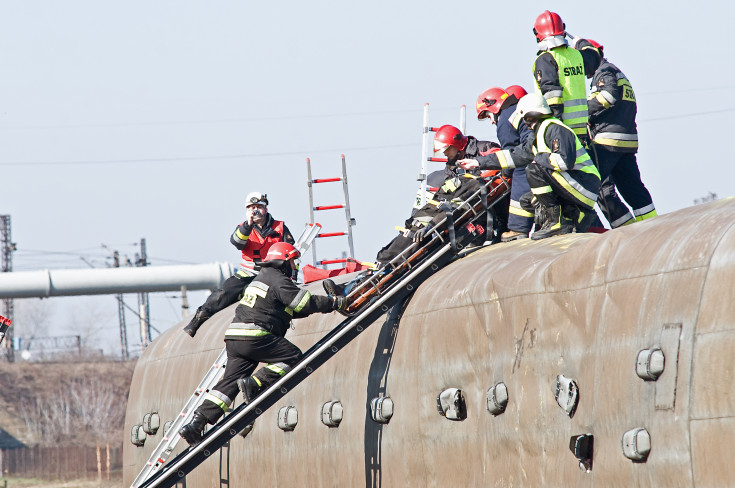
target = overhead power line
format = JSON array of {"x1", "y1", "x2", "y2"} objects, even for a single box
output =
[
  {"x1": 0, "y1": 106, "x2": 461, "y2": 131},
  {"x1": 638, "y1": 107, "x2": 735, "y2": 122},
  {"x1": 0, "y1": 143, "x2": 415, "y2": 167},
  {"x1": 3, "y1": 107, "x2": 733, "y2": 167}
]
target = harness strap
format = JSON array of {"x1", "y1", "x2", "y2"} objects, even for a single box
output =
[{"x1": 445, "y1": 209, "x2": 457, "y2": 252}]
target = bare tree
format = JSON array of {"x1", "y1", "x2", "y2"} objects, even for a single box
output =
[
  {"x1": 20, "y1": 374, "x2": 128, "y2": 446},
  {"x1": 64, "y1": 297, "x2": 118, "y2": 355},
  {"x1": 14, "y1": 298, "x2": 55, "y2": 345}
]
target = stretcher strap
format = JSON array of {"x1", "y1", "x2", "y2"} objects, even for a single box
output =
[
  {"x1": 445, "y1": 209, "x2": 457, "y2": 251},
  {"x1": 480, "y1": 183, "x2": 492, "y2": 242}
]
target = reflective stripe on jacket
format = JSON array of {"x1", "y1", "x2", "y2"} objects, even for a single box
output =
[
  {"x1": 534, "y1": 119, "x2": 596, "y2": 174},
  {"x1": 229, "y1": 266, "x2": 333, "y2": 338},
  {"x1": 533, "y1": 47, "x2": 589, "y2": 137},
  {"x1": 588, "y1": 59, "x2": 639, "y2": 153},
  {"x1": 533, "y1": 118, "x2": 600, "y2": 208}
]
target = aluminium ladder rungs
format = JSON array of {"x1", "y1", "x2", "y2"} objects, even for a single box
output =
[{"x1": 130, "y1": 348, "x2": 228, "y2": 488}]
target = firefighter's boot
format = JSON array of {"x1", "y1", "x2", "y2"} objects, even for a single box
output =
[
  {"x1": 501, "y1": 230, "x2": 528, "y2": 242},
  {"x1": 237, "y1": 376, "x2": 264, "y2": 405},
  {"x1": 322, "y1": 279, "x2": 346, "y2": 297},
  {"x1": 575, "y1": 208, "x2": 597, "y2": 233},
  {"x1": 532, "y1": 204, "x2": 573, "y2": 240},
  {"x1": 179, "y1": 411, "x2": 208, "y2": 446},
  {"x1": 532, "y1": 200, "x2": 546, "y2": 231},
  {"x1": 183, "y1": 307, "x2": 211, "y2": 337}
]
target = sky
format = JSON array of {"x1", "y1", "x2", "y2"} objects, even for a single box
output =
[{"x1": 0, "y1": 0, "x2": 731, "y2": 356}]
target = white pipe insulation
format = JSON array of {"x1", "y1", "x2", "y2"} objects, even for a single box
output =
[{"x1": 0, "y1": 262, "x2": 235, "y2": 299}]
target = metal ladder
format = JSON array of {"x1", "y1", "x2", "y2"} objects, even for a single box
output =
[
  {"x1": 306, "y1": 154, "x2": 356, "y2": 268},
  {"x1": 130, "y1": 348, "x2": 227, "y2": 488},
  {"x1": 417, "y1": 103, "x2": 467, "y2": 208},
  {"x1": 130, "y1": 223, "x2": 323, "y2": 488},
  {"x1": 133, "y1": 176, "x2": 510, "y2": 488}
]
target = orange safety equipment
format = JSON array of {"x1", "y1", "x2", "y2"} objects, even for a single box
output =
[
  {"x1": 476, "y1": 87, "x2": 510, "y2": 120},
  {"x1": 533, "y1": 10, "x2": 565, "y2": 42},
  {"x1": 263, "y1": 242, "x2": 301, "y2": 262},
  {"x1": 433, "y1": 125, "x2": 468, "y2": 152},
  {"x1": 237, "y1": 220, "x2": 287, "y2": 272}
]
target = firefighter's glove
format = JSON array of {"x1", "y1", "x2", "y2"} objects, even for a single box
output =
[
  {"x1": 413, "y1": 224, "x2": 432, "y2": 243},
  {"x1": 331, "y1": 296, "x2": 347, "y2": 311},
  {"x1": 437, "y1": 201, "x2": 454, "y2": 213},
  {"x1": 501, "y1": 167, "x2": 514, "y2": 178}
]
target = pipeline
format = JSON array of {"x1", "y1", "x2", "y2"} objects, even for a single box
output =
[{"x1": 0, "y1": 262, "x2": 234, "y2": 298}]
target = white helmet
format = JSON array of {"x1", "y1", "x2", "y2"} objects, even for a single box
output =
[
  {"x1": 245, "y1": 192, "x2": 268, "y2": 207},
  {"x1": 517, "y1": 93, "x2": 552, "y2": 121}
]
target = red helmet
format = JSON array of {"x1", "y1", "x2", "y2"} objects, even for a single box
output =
[
  {"x1": 533, "y1": 10, "x2": 565, "y2": 42},
  {"x1": 263, "y1": 242, "x2": 301, "y2": 262},
  {"x1": 585, "y1": 38, "x2": 604, "y2": 58},
  {"x1": 504, "y1": 85, "x2": 528, "y2": 102},
  {"x1": 476, "y1": 87, "x2": 509, "y2": 120},
  {"x1": 433, "y1": 125, "x2": 468, "y2": 152}
]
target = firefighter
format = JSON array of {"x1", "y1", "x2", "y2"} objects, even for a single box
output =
[
  {"x1": 476, "y1": 85, "x2": 534, "y2": 241},
  {"x1": 432, "y1": 124, "x2": 507, "y2": 237},
  {"x1": 459, "y1": 93, "x2": 600, "y2": 240},
  {"x1": 179, "y1": 242, "x2": 346, "y2": 445},
  {"x1": 432, "y1": 124, "x2": 500, "y2": 176},
  {"x1": 379, "y1": 125, "x2": 501, "y2": 262},
  {"x1": 532, "y1": 10, "x2": 589, "y2": 143},
  {"x1": 182, "y1": 192, "x2": 295, "y2": 337},
  {"x1": 575, "y1": 38, "x2": 657, "y2": 227},
  {"x1": 322, "y1": 126, "x2": 502, "y2": 299}
]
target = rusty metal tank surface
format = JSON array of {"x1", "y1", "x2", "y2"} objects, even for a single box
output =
[{"x1": 124, "y1": 198, "x2": 735, "y2": 487}]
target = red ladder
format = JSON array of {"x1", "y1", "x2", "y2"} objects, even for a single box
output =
[{"x1": 306, "y1": 155, "x2": 356, "y2": 268}]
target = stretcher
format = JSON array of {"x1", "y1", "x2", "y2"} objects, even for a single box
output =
[{"x1": 340, "y1": 172, "x2": 511, "y2": 315}]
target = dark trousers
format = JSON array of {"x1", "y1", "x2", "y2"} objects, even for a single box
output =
[
  {"x1": 525, "y1": 163, "x2": 600, "y2": 212},
  {"x1": 200, "y1": 273, "x2": 254, "y2": 315},
  {"x1": 593, "y1": 146, "x2": 655, "y2": 228},
  {"x1": 507, "y1": 166, "x2": 534, "y2": 233},
  {"x1": 198, "y1": 336, "x2": 303, "y2": 423}
]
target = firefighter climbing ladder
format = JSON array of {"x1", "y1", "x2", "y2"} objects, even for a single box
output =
[
  {"x1": 134, "y1": 247, "x2": 454, "y2": 488},
  {"x1": 130, "y1": 348, "x2": 227, "y2": 488},
  {"x1": 130, "y1": 223, "x2": 322, "y2": 488},
  {"x1": 417, "y1": 103, "x2": 467, "y2": 207},
  {"x1": 306, "y1": 155, "x2": 356, "y2": 268},
  {"x1": 133, "y1": 176, "x2": 511, "y2": 488}
]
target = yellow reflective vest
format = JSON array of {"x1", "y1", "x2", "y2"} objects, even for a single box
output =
[{"x1": 533, "y1": 46, "x2": 589, "y2": 138}]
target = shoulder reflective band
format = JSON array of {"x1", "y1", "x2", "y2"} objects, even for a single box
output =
[{"x1": 286, "y1": 289, "x2": 311, "y2": 314}]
